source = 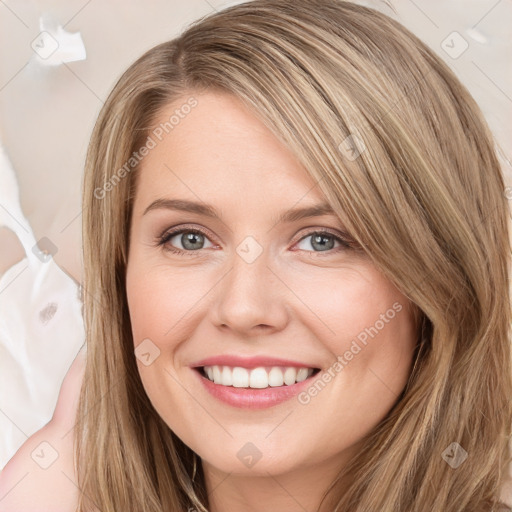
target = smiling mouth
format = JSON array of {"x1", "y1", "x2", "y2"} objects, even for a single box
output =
[{"x1": 196, "y1": 365, "x2": 321, "y2": 389}]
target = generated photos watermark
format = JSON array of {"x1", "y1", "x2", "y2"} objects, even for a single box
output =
[
  {"x1": 94, "y1": 96, "x2": 198, "y2": 200},
  {"x1": 298, "y1": 301, "x2": 403, "y2": 405}
]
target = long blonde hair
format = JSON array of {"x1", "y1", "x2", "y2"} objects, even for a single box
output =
[{"x1": 77, "y1": 1, "x2": 512, "y2": 510}]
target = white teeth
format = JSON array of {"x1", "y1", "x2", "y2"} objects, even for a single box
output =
[
  {"x1": 268, "y1": 367, "x2": 284, "y2": 387},
  {"x1": 221, "y1": 366, "x2": 232, "y2": 386},
  {"x1": 232, "y1": 367, "x2": 249, "y2": 388},
  {"x1": 249, "y1": 367, "x2": 269, "y2": 388},
  {"x1": 283, "y1": 367, "x2": 297, "y2": 385},
  {"x1": 202, "y1": 365, "x2": 316, "y2": 388}
]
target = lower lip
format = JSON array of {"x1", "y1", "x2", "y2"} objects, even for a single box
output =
[{"x1": 193, "y1": 368, "x2": 318, "y2": 409}]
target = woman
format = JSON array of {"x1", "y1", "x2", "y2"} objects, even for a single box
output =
[{"x1": 1, "y1": 0, "x2": 511, "y2": 510}]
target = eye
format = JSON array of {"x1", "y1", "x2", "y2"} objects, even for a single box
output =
[
  {"x1": 157, "y1": 227, "x2": 214, "y2": 255},
  {"x1": 294, "y1": 230, "x2": 350, "y2": 254}
]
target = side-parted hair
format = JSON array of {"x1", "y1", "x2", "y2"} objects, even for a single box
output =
[{"x1": 77, "y1": 1, "x2": 512, "y2": 510}]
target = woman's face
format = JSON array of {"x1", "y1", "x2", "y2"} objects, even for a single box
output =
[{"x1": 126, "y1": 90, "x2": 417, "y2": 479}]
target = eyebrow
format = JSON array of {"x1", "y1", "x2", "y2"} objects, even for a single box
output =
[{"x1": 142, "y1": 198, "x2": 337, "y2": 224}]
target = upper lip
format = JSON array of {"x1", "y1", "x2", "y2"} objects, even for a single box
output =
[{"x1": 190, "y1": 355, "x2": 320, "y2": 369}]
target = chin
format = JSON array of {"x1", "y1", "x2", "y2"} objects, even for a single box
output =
[{"x1": 196, "y1": 439, "x2": 310, "y2": 476}]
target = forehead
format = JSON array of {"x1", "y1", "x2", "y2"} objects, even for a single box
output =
[{"x1": 133, "y1": 90, "x2": 324, "y2": 209}]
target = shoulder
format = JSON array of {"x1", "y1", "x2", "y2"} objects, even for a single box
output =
[{"x1": 0, "y1": 346, "x2": 86, "y2": 512}]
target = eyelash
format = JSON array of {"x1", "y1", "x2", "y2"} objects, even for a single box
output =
[{"x1": 155, "y1": 225, "x2": 354, "y2": 257}]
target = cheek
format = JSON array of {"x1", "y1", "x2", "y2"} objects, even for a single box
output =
[
  {"x1": 126, "y1": 261, "x2": 208, "y2": 346},
  {"x1": 293, "y1": 264, "x2": 411, "y2": 354},
  {"x1": 126, "y1": 271, "x2": 170, "y2": 344},
  {"x1": 301, "y1": 266, "x2": 417, "y2": 397},
  {"x1": 126, "y1": 263, "x2": 196, "y2": 421},
  {"x1": 295, "y1": 289, "x2": 416, "y2": 451}
]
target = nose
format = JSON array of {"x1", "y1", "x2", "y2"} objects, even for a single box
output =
[{"x1": 210, "y1": 248, "x2": 290, "y2": 338}]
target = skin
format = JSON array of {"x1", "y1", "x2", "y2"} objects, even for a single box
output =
[{"x1": 126, "y1": 90, "x2": 418, "y2": 512}]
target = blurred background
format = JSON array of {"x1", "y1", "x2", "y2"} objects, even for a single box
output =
[{"x1": 0, "y1": 0, "x2": 511, "y2": 469}]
